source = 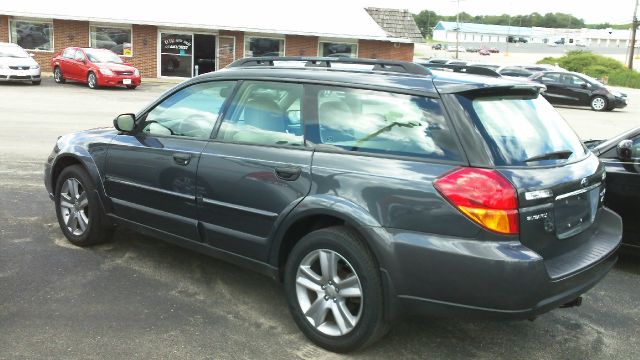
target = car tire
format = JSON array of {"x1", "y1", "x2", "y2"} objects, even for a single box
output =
[
  {"x1": 54, "y1": 165, "x2": 112, "y2": 247},
  {"x1": 590, "y1": 96, "x2": 608, "y2": 111},
  {"x1": 32, "y1": 80, "x2": 41, "y2": 85},
  {"x1": 126, "y1": 85, "x2": 137, "y2": 90},
  {"x1": 53, "y1": 66, "x2": 65, "y2": 84},
  {"x1": 284, "y1": 226, "x2": 389, "y2": 353},
  {"x1": 87, "y1": 72, "x2": 98, "y2": 89}
]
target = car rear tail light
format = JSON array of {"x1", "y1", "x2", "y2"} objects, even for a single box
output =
[{"x1": 434, "y1": 168, "x2": 519, "y2": 235}]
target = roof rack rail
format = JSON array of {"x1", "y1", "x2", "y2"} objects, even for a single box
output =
[
  {"x1": 227, "y1": 57, "x2": 431, "y2": 76},
  {"x1": 417, "y1": 63, "x2": 501, "y2": 78}
]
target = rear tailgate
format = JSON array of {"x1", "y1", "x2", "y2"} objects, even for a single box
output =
[{"x1": 499, "y1": 154, "x2": 619, "y2": 278}]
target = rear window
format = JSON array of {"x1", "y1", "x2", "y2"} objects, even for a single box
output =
[
  {"x1": 311, "y1": 85, "x2": 462, "y2": 161},
  {"x1": 460, "y1": 94, "x2": 587, "y2": 166}
]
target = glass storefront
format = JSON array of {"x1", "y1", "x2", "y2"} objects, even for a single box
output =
[
  {"x1": 320, "y1": 42, "x2": 357, "y2": 58},
  {"x1": 10, "y1": 19, "x2": 53, "y2": 51},
  {"x1": 160, "y1": 33, "x2": 193, "y2": 77}
]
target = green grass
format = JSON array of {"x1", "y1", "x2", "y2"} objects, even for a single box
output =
[{"x1": 537, "y1": 51, "x2": 640, "y2": 88}]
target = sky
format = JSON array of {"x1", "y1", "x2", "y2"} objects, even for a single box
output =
[{"x1": 353, "y1": 0, "x2": 637, "y2": 24}]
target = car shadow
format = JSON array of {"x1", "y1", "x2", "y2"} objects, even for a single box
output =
[{"x1": 554, "y1": 105, "x2": 627, "y2": 113}]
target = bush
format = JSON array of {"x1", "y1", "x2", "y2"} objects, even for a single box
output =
[{"x1": 537, "y1": 51, "x2": 640, "y2": 88}]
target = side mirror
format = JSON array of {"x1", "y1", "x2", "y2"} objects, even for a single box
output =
[
  {"x1": 617, "y1": 139, "x2": 633, "y2": 161},
  {"x1": 114, "y1": 113, "x2": 135, "y2": 132},
  {"x1": 580, "y1": 83, "x2": 589, "y2": 89}
]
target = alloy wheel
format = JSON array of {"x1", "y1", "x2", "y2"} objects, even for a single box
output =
[
  {"x1": 54, "y1": 68, "x2": 62, "y2": 82},
  {"x1": 592, "y1": 97, "x2": 606, "y2": 111},
  {"x1": 88, "y1": 73, "x2": 96, "y2": 88},
  {"x1": 295, "y1": 249, "x2": 363, "y2": 336},
  {"x1": 59, "y1": 178, "x2": 89, "y2": 236}
]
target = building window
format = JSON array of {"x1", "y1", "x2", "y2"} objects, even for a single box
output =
[
  {"x1": 9, "y1": 19, "x2": 53, "y2": 51},
  {"x1": 90, "y1": 25, "x2": 132, "y2": 56},
  {"x1": 319, "y1": 42, "x2": 357, "y2": 58},
  {"x1": 244, "y1": 37, "x2": 284, "y2": 57}
]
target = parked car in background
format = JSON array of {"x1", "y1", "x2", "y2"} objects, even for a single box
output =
[
  {"x1": 446, "y1": 44, "x2": 466, "y2": 52},
  {"x1": 45, "y1": 56, "x2": 622, "y2": 352},
  {"x1": 479, "y1": 48, "x2": 491, "y2": 56},
  {"x1": 431, "y1": 43, "x2": 443, "y2": 50},
  {"x1": 466, "y1": 47, "x2": 479, "y2": 52},
  {"x1": 51, "y1": 47, "x2": 141, "y2": 89},
  {"x1": 585, "y1": 127, "x2": 640, "y2": 253},
  {"x1": 0, "y1": 42, "x2": 41, "y2": 85},
  {"x1": 529, "y1": 71, "x2": 628, "y2": 111},
  {"x1": 488, "y1": 47, "x2": 500, "y2": 53}
]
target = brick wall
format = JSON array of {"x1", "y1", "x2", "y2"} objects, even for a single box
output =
[
  {"x1": 127, "y1": 25, "x2": 157, "y2": 78},
  {"x1": 358, "y1": 40, "x2": 414, "y2": 61},
  {"x1": 219, "y1": 30, "x2": 244, "y2": 69},
  {"x1": 285, "y1": 35, "x2": 319, "y2": 56},
  {"x1": 22, "y1": 19, "x2": 90, "y2": 72},
  {"x1": 0, "y1": 16, "x2": 8, "y2": 42}
]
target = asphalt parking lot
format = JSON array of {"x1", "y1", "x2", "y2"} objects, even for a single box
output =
[{"x1": 1, "y1": 78, "x2": 639, "y2": 359}]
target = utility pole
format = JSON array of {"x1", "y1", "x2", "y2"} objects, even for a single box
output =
[
  {"x1": 427, "y1": 11, "x2": 431, "y2": 40},
  {"x1": 455, "y1": 0, "x2": 460, "y2": 59},
  {"x1": 506, "y1": 16, "x2": 511, "y2": 57},
  {"x1": 629, "y1": 0, "x2": 639, "y2": 69}
]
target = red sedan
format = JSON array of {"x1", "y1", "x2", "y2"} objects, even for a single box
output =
[{"x1": 51, "y1": 47, "x2": 141, "y2": 89}]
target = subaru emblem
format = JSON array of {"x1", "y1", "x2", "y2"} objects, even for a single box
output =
[{"x1": 580, "y1": 178, "x2": 589, "y2": 188}]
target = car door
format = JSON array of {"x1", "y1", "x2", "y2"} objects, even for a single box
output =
[
  {"x1": 562, "y1": 74, "x2": 592, "y2": 106},
  {"x1": 70, "y1": 49, "x2": 88, "y2": 81},
  {"x1": 536, "y1": 73, "x2": 566, "y2": 104},
  {"x1": 196, "y1": 80, "x2": 312, "y2": 261},
  {"x1": 601, "y1": 135, "x2": 640, "y2": 249},
  {"x1": 105, "y1": 80, "x2": 237, "y2": 240},
  {"x1": 58, "y1": 48, "x2": 76, "y2": 79}
]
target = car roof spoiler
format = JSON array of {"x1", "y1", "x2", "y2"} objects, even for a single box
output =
[{"x1": 417, "y1": 63, "x2": 501, "y2": 78}]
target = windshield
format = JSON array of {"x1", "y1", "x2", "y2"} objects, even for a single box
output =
[
  {"x1": 84, "y1": 49, "x2": 123, "y2": 64},
  {"x1": 0, "y1": 46, "x2": 29, "y2": 58},
  {"x1": 459, "y1": 94, "x2": 587, "y2": 166}
]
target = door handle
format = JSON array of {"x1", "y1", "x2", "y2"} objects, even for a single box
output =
[
  {"x1": 275, "y1": 166, "x2": 302, "y2": 181},
  {"x1": 173, "y1": 153, "x2": 192, "y2": 166}
]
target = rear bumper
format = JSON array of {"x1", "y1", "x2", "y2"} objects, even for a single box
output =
[{"x1": 378, "y1": 207, "x2": 622, "y2": 319}]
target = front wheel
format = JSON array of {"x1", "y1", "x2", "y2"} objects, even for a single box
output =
[
  {"x1": 87, "y1": 72, "x2": 98, "y2": 89},
  {"x1": 54, "y1": 165, "x2": 112, "y2": 246},
  {"x1": 284, "y1": 226, "x2": 389, "y2": 353},
  {"x1": 590, "y1": 96, "x2": 608, "y2": 111}
]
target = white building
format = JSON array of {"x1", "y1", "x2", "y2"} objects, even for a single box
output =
[{"x1": 432, "y1": 21, "x2": 636, "y2": 47}]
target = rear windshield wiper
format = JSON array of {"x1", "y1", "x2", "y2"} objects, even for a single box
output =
[{"x1": 524, "y1": 150, "x2": 573, "y2": 162}]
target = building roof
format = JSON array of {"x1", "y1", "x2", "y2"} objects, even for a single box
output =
[
  {"x1": 434, "y1": 21, "x2": 534, "y2": 37},
  {"x1": 1, "y1": 2, "x2": 411, "y2": 43},
  {"x1": 365, "y1": 8, "x2": 424, "y2": 43}
]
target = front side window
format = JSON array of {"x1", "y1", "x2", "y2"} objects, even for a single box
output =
[
  {"x1": 461, "y1": 94, "x2": 587, "y2": 166},
  {"x1": 320, "y1": 42, "x2": 357, "y2": 58},
  {"x1": 312, "y1": 86, "x2": 461, "y2": 161},
  {"x1": 217, "y1": 81, "x2": 304, "y2": 147},
  {"x1": 89, "y1": 25, "x2": 132, "y2": 56},
  {"x1": 10, "y1": 19, "x2": 53, "y2": 51},
  {"x1": 245, "y1": 37, "x2": 284, "y2": 57},
  {"x1": 142, "y1": 81, "x2": 236, "y2": 139}
]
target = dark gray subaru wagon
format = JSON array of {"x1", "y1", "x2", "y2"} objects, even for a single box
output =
[{"x1": 45, "y1": 57, "x2": 622, "y2": 352}]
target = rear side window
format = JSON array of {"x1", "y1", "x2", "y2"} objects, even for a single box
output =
[
  {"x1": 62, "y1": 48, "x2": 75, "y2": 59},
  {"x1": 460, "y1": 94, "x2": 587, "y2": 166},
  {"x1": 311, "y1": 86, "x2": 461, "y2": 161}
]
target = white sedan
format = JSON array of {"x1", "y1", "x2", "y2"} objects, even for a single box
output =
[{"x1": 0, "y1": 42, "x2": 41, "y2": 85}]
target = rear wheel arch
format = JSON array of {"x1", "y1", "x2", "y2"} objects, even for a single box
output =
[{"x1": 274, "y1": 212, "x2": 382, "y2": 282}]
